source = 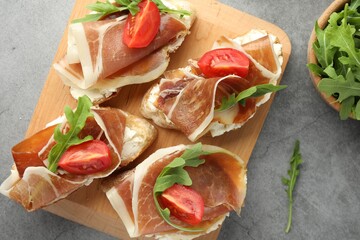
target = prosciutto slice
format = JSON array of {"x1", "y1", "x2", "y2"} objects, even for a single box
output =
[
  {"x1": 0, "y1": 107, "x2": 156, "y2": 211},
  {"x1": 54, "y1": 0, "x2": 195, "y2": 103},
  {"x1": 141, "y1": 29, "x2": 283, "y2": 141},
  {"x1": 104, "y1": 144, "x2": 246, "y2": 239}
]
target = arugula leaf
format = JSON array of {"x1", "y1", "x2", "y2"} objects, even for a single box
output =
[
  {"x1": 340, "y1": 96, "x2": 355, "y2": 120},
  {"x1": 216, "y1": 84, "x2": 287, "y2": 112},
  {"x1": 329, "y1": 11, "x2": 343, "y2": 24},
  {"x1": 318, "y1": 68, "x2": 360, "y2": 103},
  {"x1": 353, "y1": 68, "x2": 360, "y2": 81},
  {"x1": 306, "y1": 63, "x2": 325, "y2": 76},
  {"x1": 320, "y1": 65, "x2": 360, "y2": 120},
  {"x1": 355, "y1": 99, "x2": 360, "y2": 119},
  {"x1": 308, "y1": 1, "x2": 360, "y2": 120},
  {"x1": 116, "y1": 0, "x2": 141, "y2": 15},
  {"x1": 323, "y1": 64, "x2": 338, "y2": 78},
  {"x1": 72, "y1": 0, "x2": 125, "y2": 23},
  {"x1": 47, "y1": 96, "x2": 94, "y2": 172},
  {"x1": 72, "y1": 0, "x2": 190, "y2": 23},
  {"x1": 333, "y1": 51, "x2": 348, "y2": 77},
  {"x1": 152, "y1": 0, "x2": 191, "y2": 16},
  {"x1": 153, "y1": 143, "x2": 209, "y2": 232},
  {"x1": 178, "y1": 142, "x2": 207, "y2": 163},
  {"x1": 313, "y1": 21, "x2": 337, "y2": 69},
  {"x1": 327, "y1": 16, "x2": 360, "y2": 67},
  {"x1": 87, "y1": 1, "x2": 120, "y2": 13},
  {"x1": 282, "y1": 140, "x2": 303, "y2": 233},
  {"x1": 349, "y1": 0, "x2": 360, "y2": 11}
]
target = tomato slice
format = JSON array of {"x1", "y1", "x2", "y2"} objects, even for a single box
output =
[
  {"x1": 159, "y1": 184, "x2": 204, "y2": 226},
  {"x1": 123, "y1": 0, "x2": 161, "y2": 48},
  {"x1": 197, "y1": 48, "x2": 250, "y2": 78},
  {"x1": 58, "y1": 140, "x2": 112, "y2": 175}
]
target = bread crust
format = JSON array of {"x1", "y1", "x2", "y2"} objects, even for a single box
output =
[
  {"x1": 120, "y1": 112, "x2": 157, "y2": 166},
  {"x1": 140, "y1": 84, "x2": 178, "y2": 130}
]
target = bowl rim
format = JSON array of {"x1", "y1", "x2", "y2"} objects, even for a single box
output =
[{"x1": 307, "y1": 0, "x2": 351, "y2": 117}]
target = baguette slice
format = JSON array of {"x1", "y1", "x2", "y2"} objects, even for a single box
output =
[
  {"x1": 141, "y1": 29, "x2": 283, "y2": 141},
  {"x1": 0, "y1": 107, "x2": 156, "y2": 211},
  {"x1": 103, "y1": 144, "x2": 247, "y2": 239},
  {"x1": 54, "y1": 0, "x2": 196, "y2": 104}
]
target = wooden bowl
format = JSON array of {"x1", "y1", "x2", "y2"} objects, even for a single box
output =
[{"x1": 307, "y1": 0, "x2": 350, "y2": 115}]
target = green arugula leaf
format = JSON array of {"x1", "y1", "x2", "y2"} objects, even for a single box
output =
[
  {"x1": 313, "y1": 21, "x2": 338, "y2": 69},
  {"x1": 216, "y1": 84, "x2": 287, "y2": 112},
  {"x1": 72, "y1": 0, "x2": 190, "y2": 23},
  {"x1": 352, "y1": 67, "x2": 360, "y2": 81},
  {"x1": 154, "y1": 168, "x2": 192, "y2": 193},
  {"x1": 355, "y1": 99, "x2": 360, "y2": 119},
  {"x1": 327, "y1": 6, "x2": 360, "y2": 67},
  {"x1": 339, "y1": 96, "x2": 355, "y2": 120},
  {"x1": 73, "y1": 0, "x2": 124, "y2": 23},
  {"x1": 323, "y1": 64, "x2": 338, "y2": 78},
  {"x1": 332, "y1": 2, "x2": 360, "y2": 30},
  {"x1": 309, "y1": 2, "x2": 360, "y2": 120},
  {"x1": 282, "y1": 140, "x2": 303, "y2": 233},
  {"x1": 152, "y1": 0, "x2": 191, "y2": 16},
  {"x1": 115, "y1": 0, "x2": 141, "y2": 15},
  {"x1": 328, "y1": 11, "x2": 343, "y2": 26},
  {"x1": 349, "y1": 0, "x2": 360, "y2": 11},
  {"x1": 318, "y1": 68, "x2": 360, "y2": 103},
  {"x1": 327, "y1": 8, "x2": 358, "y2": 27},
  {"x1": 333, "y1": 51, "x2": 348, "y2": 77},
  {"x1": 354, "y1": 36, "x2": 360, "y2": 49},
  {"x1": 180, "y1": 143, "x2": 206, "y2": 162},
  {"x1": 47, "y1": 96, "x2": 94, "y2": 172},
  {"x1": 164, "y1": 157, "x2": 186, "y2": 169},
  {"x1": 87, "y1": 1, "x2": 120, "y2": 13},
  {"x1": 152, "y1": 143, "x2": 210, "y2": 232},
  {"x1": 306, "y1": 63, "x2": 325, "y2": 76},
  {"x1": 348, "y1": 16, "x2": 360, "y2": 29}
]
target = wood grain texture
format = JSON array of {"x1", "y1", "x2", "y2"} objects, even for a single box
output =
[{"x1": 24, "y1": 0, "x2": 291, "y2": 239}]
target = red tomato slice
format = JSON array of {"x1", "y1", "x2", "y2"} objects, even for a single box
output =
[
  {"x1": 160, "y1": 184, "x2": 204, "y2": 226},
  {"x1": 58, "y1": 140, "x2": 112, "y2": 175},
  {"x1": 197, "y1": 48, "x2": 250, "y2": 78},
  {"x1": 123, "y1": 0, "x2": 161, "y2": 48}
]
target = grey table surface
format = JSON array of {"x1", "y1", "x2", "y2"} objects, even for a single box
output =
[{"x1": 1, "y1": 0, "x2": 359, "y2": 239}]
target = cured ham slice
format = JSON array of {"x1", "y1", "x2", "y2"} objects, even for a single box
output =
[
  {"x1": 0, "y1": 107, "x2": 156, "y2": 211},
  {"x1": 54, "y1": 0, "x2": 196, "y2": 103},
  {"x1": 141, "y1": 29, "x2": 283, "y2": 141},
  {"x1": 104, "y1": 144, "x2": 246, "y2": 239},
  {"x1": 57, "y1": 48, "x2": 171, "y2": 103}
]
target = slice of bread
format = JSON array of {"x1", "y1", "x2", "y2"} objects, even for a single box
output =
[
  {"x1": 0, "y1": 107, "x2": 157, "y2": 211},
  {"x1": 141, "y1": 30, "x2": 283, "y2": 141},
  {"x1": 54, "y1": 0, "x2": 196, "y2": 104}
]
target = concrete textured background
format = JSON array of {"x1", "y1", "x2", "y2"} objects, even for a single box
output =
[{"x1": 1, "y1": 0, "x2": 359, "y2": 239}]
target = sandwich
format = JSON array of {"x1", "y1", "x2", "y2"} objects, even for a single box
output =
[
  {"x1": 141, "y1": 29, "x2": 286, "y2": 141},
  {"x1": 0, "y1": 95, "x2": 156, "y2": 211},
  {"x1": 103, "y1": 143, "x2": 246, "y2": 239},
  {"x1": 53, "y1": 0, "x2": 196, "y2": 103}
]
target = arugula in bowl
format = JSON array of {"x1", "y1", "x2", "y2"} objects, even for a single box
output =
[{"x1": 307, "y1": 0, "x2": 360, "y2": 120}]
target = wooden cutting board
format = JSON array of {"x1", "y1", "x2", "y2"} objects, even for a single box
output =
[{"x1": 24, "y1": 0, "x2": 291, "y2": 239}]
